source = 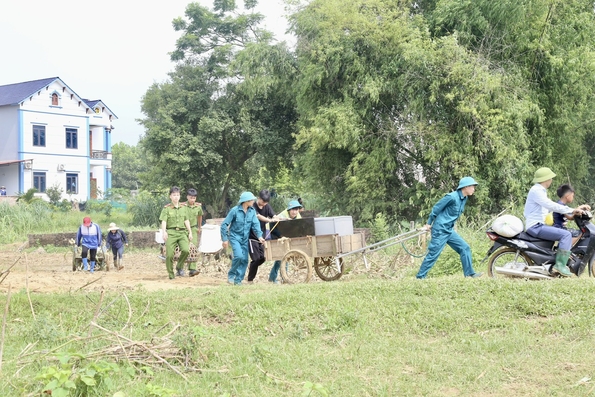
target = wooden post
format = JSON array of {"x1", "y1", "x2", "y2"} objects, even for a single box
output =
[{"x1": 410, "y1": 221, "x2": 415, "y2": 263}]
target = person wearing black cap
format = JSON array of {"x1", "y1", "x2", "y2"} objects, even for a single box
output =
[{"x1": 0, "y1": 186, "x2": 6, "y2": 196}]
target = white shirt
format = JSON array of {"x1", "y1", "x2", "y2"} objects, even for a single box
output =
[{"x1": 523, "y1": 184, "x2": 573, "y2": 230}]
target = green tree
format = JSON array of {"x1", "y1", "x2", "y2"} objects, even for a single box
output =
[
  {"x1": 291, "y1": 0, "x2": 595, "y2": 221},
  {"x1": 139, "y1": 1, "x2": 297, "y2": 216},
  {"x1": 111, "y1": 142, "x2": 144, "y2": 190}
]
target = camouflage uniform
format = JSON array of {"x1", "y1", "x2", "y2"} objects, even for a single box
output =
[{"x1": 159, "y1": 203, "x2": 190, "y2": 279}]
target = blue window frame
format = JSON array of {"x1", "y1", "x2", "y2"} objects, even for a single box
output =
[
  {"x1": 66, "y1": 173, "x2": 78, "y2": 194},
  {"x1": 33, "y1": 172, "x2": 46, "y2": 192},
  {"x1": 66, "y1": 128, "x2": 78, "y2": 149},
  {"x1": 33, "y1": 125, "x2": 46, "y2": 147}
]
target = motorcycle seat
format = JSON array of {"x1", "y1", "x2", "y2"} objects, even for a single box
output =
[{"x1": 516, "y1": 232, "x2": 543, "y2": 242}]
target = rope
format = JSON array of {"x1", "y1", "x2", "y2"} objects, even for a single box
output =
[{"x1": 401, "y1": 240, "x2": 428, "y2": 258}]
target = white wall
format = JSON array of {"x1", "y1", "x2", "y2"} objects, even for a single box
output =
[
  {"x1": 0, "y1": 106, "x2": 19, "y2": 160},
  {"x1": 1, "y1": 79, "x2": 115, "y2": 201},
  {"x1": 20, "y1": 80, "x2": 90, "y2": 201},
  {"x1": 22, "y1": 80, "x2": 89, "y2": 115},
  {"x1": 0, "y1": 163, "x2": 20, "y2": 195},
  {"x1": 22, "y1": 153, "x2": 88, "y2": 201}
]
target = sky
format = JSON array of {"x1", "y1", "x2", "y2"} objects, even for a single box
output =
[{"x1": 0, "y1": 0, "x2": 294, "y2": 146}]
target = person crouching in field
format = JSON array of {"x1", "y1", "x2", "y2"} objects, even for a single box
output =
[
  {"x1": 106, "y1": 222, "x2": 128, "y2": 270},
  {"x1": 416, "y1": 177, "x2": 483, "y2": 279},
  {"x1": 76, "y1": 216, "x2": 102, "y2": 273},
  {"x1": 220, "y1": 192, "x2": 265, "y2": 286},
  {"x1": 159, "y1": 186, "x2": 193, "y2": 280}
]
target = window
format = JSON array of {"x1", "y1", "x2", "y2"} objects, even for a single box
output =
[
  {"x1": 51, "y1": 93, "x2": 58, "y2": 106},
  {"x1": 66, "y1": 173, "x2": 78, "y2": 194},
  {"x1": 33, "y1": 125, "x2": 46, "y2": 147},
  {"x1": 66, "y1": 128, "x2": 78, "y2": 149},
  {"x1": 33, "y1": 172, "x2": 46, "y2": 193}
]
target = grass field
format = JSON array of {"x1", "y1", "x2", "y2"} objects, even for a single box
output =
[
  {"x1": 1, "y1": 273, "x2": 595, "y2": 396},
  {"x1": 2, "y1": 203, "x2": 593, "y2": 396}
]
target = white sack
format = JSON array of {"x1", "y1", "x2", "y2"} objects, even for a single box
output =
[{"x1": 492, "y1": 215, "x2": 524, "y2": 237}]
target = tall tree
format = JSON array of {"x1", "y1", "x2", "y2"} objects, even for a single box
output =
[
  {"x1": 111, "y1": 142, "x2": 145, "y2": 190},
  {"x1": 291, "y1": 0, "x2": 595, "y2": 221},
  {"x1": 139, "y1": 1, "x2": 297, "y2": 215}
]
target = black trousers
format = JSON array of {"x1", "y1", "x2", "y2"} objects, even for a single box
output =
[
  {"x1": 81, "y1": 245, "x2": 97, "y2": 261},
  {"x1": 247, "y1": 257, "x2": 266, "y2": 281},
  {"x1": 247, "y1": 240, "x2": 266, "y2": 281}
]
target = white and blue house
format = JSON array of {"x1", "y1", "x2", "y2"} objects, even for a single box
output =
[{"x1": 0, "y1": 77, "x2": 117, "y2": 201}]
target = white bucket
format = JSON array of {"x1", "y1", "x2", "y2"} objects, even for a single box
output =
[
  {"x1": 155, "y1": 230, "x2": 165, "y2": 244},
  {"x1": 199, "y1": 224, "x2": 223, "y2": 253}
]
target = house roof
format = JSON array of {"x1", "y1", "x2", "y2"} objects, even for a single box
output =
[
  {"x1": 0, "y1": 78, "x2": 117, "y2": 118},
  {"x1": 83, "y1": 99, "x2": 118, "y2": 118},
  {"x1": 0, "y1": 159, "x2": 34, "y2": 166},
  {"x1": 84, "y1": 99, "x2": 101, "y2": 108},
  {"x1": 0, "y1": 77, "x2": 58, "y2": 106}
]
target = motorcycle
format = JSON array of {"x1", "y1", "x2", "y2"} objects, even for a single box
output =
[{"x1": 484, "y1": 211, "x2": 595, "y2": 279}]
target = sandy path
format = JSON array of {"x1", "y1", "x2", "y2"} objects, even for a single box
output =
[{"x1": 0, "y1": 245, "x2": 233, "y2": 293}]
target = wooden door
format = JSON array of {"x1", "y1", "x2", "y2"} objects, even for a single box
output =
[{"x1": 90, "y1": 178, "x2": 97, "y2": 199}]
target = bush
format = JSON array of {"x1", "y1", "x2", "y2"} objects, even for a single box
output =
[
  {"x1": 45, "y1": 183, "x2": 63, "y2": 206},
  {"x1": 85, "y1": 200, "x2": 113, "y2": 217},
  {"x1": 128, "y1": 191, "x2": 169, "y2": 227},
  {"x1": 369, "y1": 213, "x2": 390, "y2": 243}
]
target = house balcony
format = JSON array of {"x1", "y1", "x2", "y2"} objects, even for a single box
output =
[{"x1": 90, "y1": 150, "x2": 112, "y2": 166}]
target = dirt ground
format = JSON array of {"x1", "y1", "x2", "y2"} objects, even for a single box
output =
[
  {"x1": 0, "y1": 241, "x2": 405, "y2": 294},
  {"x1": 0, "y1": 243, "x2": 244, "y2": 294}
]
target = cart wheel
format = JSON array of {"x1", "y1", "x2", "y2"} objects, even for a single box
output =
[
  {"x1": 279, "y1": 249, "x2": 313, "y2": 284},
  {"x1": 314, "y1": 256, "x2": 343, "y2": 281}
]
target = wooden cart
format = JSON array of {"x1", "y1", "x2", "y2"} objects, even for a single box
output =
[
  {"x1": 71, "y1": 243, "x2": 109, "y2": 271},
  {"x1": 264, "y1": 233, "x2": 366, "y2": 283}
]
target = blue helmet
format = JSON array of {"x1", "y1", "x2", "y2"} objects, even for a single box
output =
[
  {"x1": 287, "y1": 200, "x2": 303, "y2": 211},
  {"x1": 238, "y1": 191, "x2": 257, "y2": 204},
  {"x1": 457, "y1": 177, "x2": 478, "y2": 190}
]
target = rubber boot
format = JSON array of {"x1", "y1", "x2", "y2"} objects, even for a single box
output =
[
  {"x1": 553, "y1": 249, "x2": 573, "y2": 277},
  {"x1": 117, "y1": 258, "x2": 123, "y2": 270},
  {"x1": 90, "y1": 261, "x2": 96, "y2": 274},
  {"x1": 82, "y1": 258, "x2": 88, "y2": 271}
]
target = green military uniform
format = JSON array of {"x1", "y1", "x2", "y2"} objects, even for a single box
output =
[
  {"x1": 159, "y1": 203, "x2": 191, "y2": 278},
  {"x1": 182, "y1": 202, "x2": 204, "y2": 246}
]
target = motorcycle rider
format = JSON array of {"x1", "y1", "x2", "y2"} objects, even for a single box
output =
[
  {"x1": 553, "y1": 184, "x2": 591, "y2": 230},
  {"x1": 524, "y1": 167, "x2": 584, "y2": 277}
]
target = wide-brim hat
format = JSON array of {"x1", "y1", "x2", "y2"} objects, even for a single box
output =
[
  {"x1": 108, "y1": 222, "x2": 118, "y2": 231},
  {"x1": 532, "y1": 167, "x2": 556, "y2": 183},
  {"x1": 238, "y1": 191, "x2": 257, "y2": 204},
  {"x1": 457, "y1": 177, "x2": 479, "y2": 190},
  {"x1": 83, "y1": 216, "x2": 92, "y2": 226},
  {"x1": 287, "y1": 200, "x2": 303, "y2": 211}
]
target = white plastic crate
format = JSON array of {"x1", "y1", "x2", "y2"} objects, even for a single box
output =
[{"x1": 314, "y1": 216, "x2": 354, "y2": 236}]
